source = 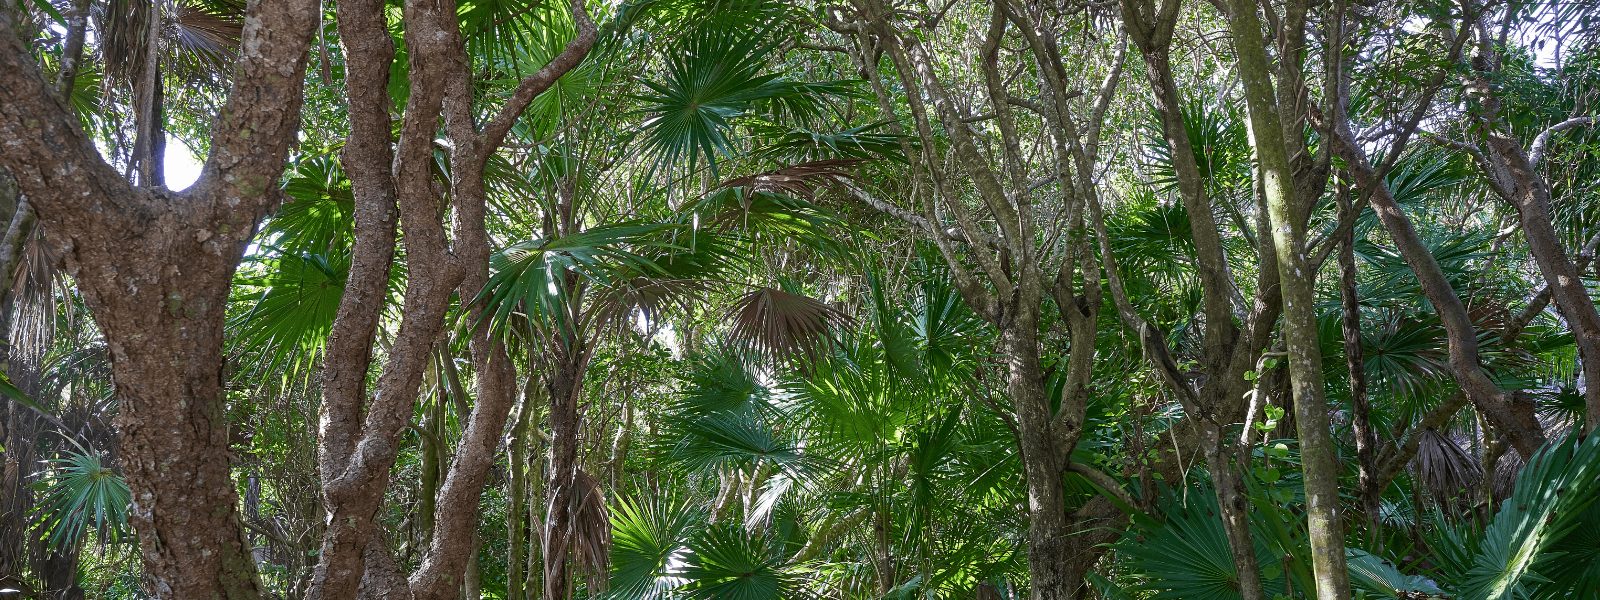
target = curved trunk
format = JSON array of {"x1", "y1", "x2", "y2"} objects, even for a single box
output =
[{"x1": 1327, "y1": 127, "x2": 1547, "y2": 457}]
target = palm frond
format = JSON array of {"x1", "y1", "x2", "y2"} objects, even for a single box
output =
[
  {"x1": 1431, "y1": 433, "x2": 1600, "y2": 599},
  {"x1": 31, "y1": 449, "x2": 132, "y2": 551},
  {"x1": 606, "y1": 491, "x2": 702, "y2": 599},
  {"x1": 679, "y1": 524, "x2": 805, "y2": 600},
  {"x1": 724, "y1": 286, "x2": 849, "y2": 364}
]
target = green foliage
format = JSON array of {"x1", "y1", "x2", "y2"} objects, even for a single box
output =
[
  {"x1": 32, "y1": 449, "x2": 132, "y2": 551},
  {"x1": 1425, "y1": 433, "x2": 1600, "y2": 599}
]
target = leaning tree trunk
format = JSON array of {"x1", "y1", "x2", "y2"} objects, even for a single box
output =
[
  {"x1": 0, "y1": 2, "x2": 319, "y2": 596},
  {"x1": 1223, "y1": 0, "x2": 1351, "y2": 597},
  {"x1": 1479, "y1": 131, "x2": 1600, "y2": 433}
]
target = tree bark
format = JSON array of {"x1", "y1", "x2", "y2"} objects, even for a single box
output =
[
  {"x1": 1326, "y1": 127, "x2": 1547, "y2": 457},
  {"x1": 1476, "y1": 126, "x2": 1600, "y2": 433},
  {"x1": 0, "y1": 1, "x2": 320, "y2": 596},
  {"x1": 543, "y1": 342, "x2": 587, "y2": 600},
  {"x1": 1007, "y1": 326, "x2": 1082, "y2": 600},
  {"x1": 1336, "y1": 188, "x2": 1381, "y2": 525},
  {"x1": 308, "y1": 0, "x2": 595, "y2": 594},
  {"x1": 1222, "y1": 0, "x2": 1352, "y2": 597}
]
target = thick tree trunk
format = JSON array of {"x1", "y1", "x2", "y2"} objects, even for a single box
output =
[
  {"x1": 0, "y1": 1, "x2": 319, "y2": 595},
  {"x1": 94, "y1": 209, "x2": 268, "y2": 600},
  {"x1": 1223, "y1": 1, "x2": 1351, "y2": 597},
  {"x1": 1006, "y1": 326, "x2": 1081, "y2": 600}
]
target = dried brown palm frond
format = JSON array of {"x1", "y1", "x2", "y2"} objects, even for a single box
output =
[
  {"x1": 725, "y1": 286, "x2": 850, "y2": 364},
  {"x1": 711, "y1": 158, "x2": 864, "y2": 199},
  {"x1": 587, "y1": 276, "x2": 710, "y2": 333},
  {"x1": 1491, "y1": 450, "x2": 1524, "y2": 504},
  {"x1": 570, "y1": 468, "x2": 611, "y2": 592},
  {"x1": 1412, "y1": 428, "x2": 1482, "y2": 502},
  {"x1": 170, "y1": 2, "x2": 244, "y2": 71},
  {"x1": 98, "y1": 0, "x2": 243, "y2": 85}
]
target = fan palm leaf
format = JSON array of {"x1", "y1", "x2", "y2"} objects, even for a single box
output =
[{"x1": 31, "y1": 449, "x2": 132, "y2": 551}]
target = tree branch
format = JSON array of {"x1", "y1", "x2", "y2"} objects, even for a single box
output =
[
  {"x1": 476, "y1": 0, "x2": 598, "y2": 161},
  {"x1": 1528, "y1": 116, "x2": 1598, "y2": 168}
]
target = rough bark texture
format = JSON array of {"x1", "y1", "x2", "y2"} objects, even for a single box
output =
[
  {"x1": 1336, "y1": 189, "x2": 1381, "y2": 524},
  {"x1": 1223, "y1": 0, "x2": 1352, "y2": 597},
  {"x1": 307, "y1": 0, "x2": 596, "y2": 596},
  {"x1": 543, "y1": 347, "x2": 586, "y2": 600},
  {"x1": 0, "y1": 1, "x2": 319, "y2": 596}
]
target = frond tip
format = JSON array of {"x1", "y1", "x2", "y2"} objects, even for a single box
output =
[{"x1": 725, "y1": 287, "x2": 848, "y2": 363}]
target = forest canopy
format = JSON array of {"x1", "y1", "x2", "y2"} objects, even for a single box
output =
[{"x1": 1, "y1": 0, "x2": 1599, "y2": 598}]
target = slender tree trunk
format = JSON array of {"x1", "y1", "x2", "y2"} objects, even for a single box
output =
[
  {"x1": 1336, "y1": 189, "x2": 1380, "y2": 525},
  {"x1": 132, "y1": 0, "x2": 165, "y2": 188},
  {"x1": 1120, "y1": 11, "x2": 1266, "y2": 593},
  {"x1": 507, "y1": 382, "x2": 535, "y2": 600},
  {"x1": 543, "y1": 344, "x2": 586, "y2": 600},
  {"x1": 1202, "y1": 426, "x2": 1266, "y2": 600},
  {"x1": 1223, "y1": 1, "x2": 1351, "y2": 597}
]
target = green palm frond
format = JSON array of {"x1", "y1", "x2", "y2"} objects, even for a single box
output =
[
  {"x1": 1535, "y1": 504, "x2": 1600, "y2": 599},
  {"x1": 750, "y1": 122, "x2": 909, "y2": 164},
  {"x1": 679, "y1": 183, "x2": 848, "y2": 254},
  {"x1": 1428, "y1": 433, "x2": 1600, "y2": 599},
  {"x1": 663, "y1": 409, "x2": 811, "y2": 477},
  {"x1": 606, "y1": 492, "x2": 703, "y2": 599},
  {"x1": 229, "y1": 251, "x2": 348, "y2": 385},
  {"x1": 1143, "y1": 100, "x2": 1251, "y2": 199},
  {"x1": 31, "y1": 449, "x2": 132, "y2": 551},
  {"x1": 462, "y1": 0, "x2": 602, "y2": 141},
  {"x1": 1346, "y1": 549, "x2": 1443, "y2": 599},
  {"x1": 680, "y1": 524, "x2": 805, "y2": 600},
  {"x1": 478, "y1": 223, "x2": 682, "y2": 334},
  {"x1": 635, "y1": 23, "x2": 851, "y2": 175},
  {"x1": 269, "y1": 152, "x2": 356, "y2": 255},
  {"x1": 1115, "y1": 486, "x2": 1287, "y2": 600},
  {"x1": 658, "y1": 351, "x2": 816, "y2": 477}
]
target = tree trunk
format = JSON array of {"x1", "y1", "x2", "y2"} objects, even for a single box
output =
[
  {"x1": 507, "y1": 382, "x2": 536, "y2": 600},
  {"x1": 0, "y1": 0, "x2": 320, "y2": 594},
  {"x1": 542, "y1": 340, "x2": 587, "y2": 600},
  {"x1": 1006, "y1": 326, "x2": 1080, "y2": 600},
  {"x1": 1223, "y1": 1, "x2": 1351, "y2": 597},
  {"x1": 1326, "y1": 127, "x2": 1548, "y2": 457},
  {"x1": 1202, "y1": 426, "x2": 1267, "y2": 600},
  {"x1": 1120, "y1": 14, "x2": 1269, "y2": 594},
  {"x1": 1480, "y1": 131, "x2": 1600, "y2": 433},
  {"x1": 1336, "y1": 189, "x2": 1381, "y2": 525}
]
